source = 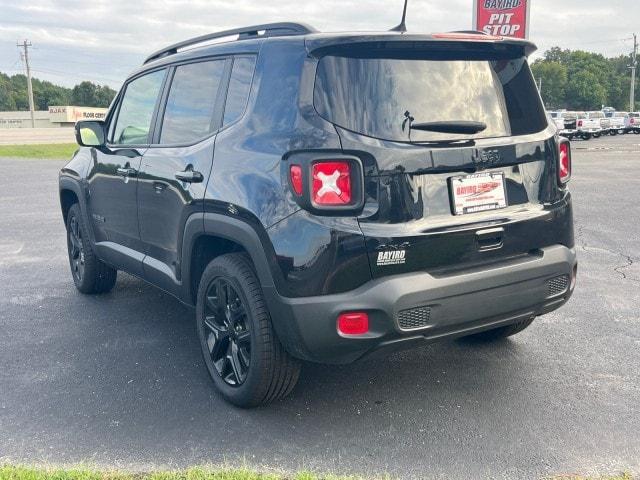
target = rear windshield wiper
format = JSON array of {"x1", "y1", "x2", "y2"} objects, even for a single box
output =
[
  {"x1": 410, "y1": 121, "x2": 487, "y2": 135},
  {"x1": 410, "y1": 138, "x2": 476, "y2": 148}
]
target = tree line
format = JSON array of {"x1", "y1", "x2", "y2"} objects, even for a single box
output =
[
  {"x1": 0, "y1": 72, "x2": 117, "y2": 111},
  {"x1": 531, "y1": 47, "x2": 637, "y2": 111}
]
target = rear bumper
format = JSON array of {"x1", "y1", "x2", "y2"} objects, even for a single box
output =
[{"x1": 265, "y1": 245, "x2": 577, "y2": 364}]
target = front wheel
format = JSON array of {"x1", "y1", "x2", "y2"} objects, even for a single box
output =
[
  {"x1": 581, "y1": 132, "x2": 592, "y2": 140},
  {"x1": 196, "y1": 253, "x2": 300, "y2": 407},
  {"x1": 610, "y1": 130, "x2": 617, "y2": 136},
  {"x1": 66, "y1": 203, "x2": 117, "y2": 294}
]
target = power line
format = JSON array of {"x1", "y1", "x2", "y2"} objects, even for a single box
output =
[{"x1": 17, "y1": 39, "x2": 35, "y2": 128}]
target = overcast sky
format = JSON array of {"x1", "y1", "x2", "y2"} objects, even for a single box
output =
[{"x1": 0, "y1": 0, "x2": 638, "y2": 90}]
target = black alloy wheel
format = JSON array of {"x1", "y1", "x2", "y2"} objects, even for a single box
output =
[
  {"x1": 203, "y1": 277, "x2": 251, "y2": 386},
  {"x1": 67, "y1": 213, "x2": 86, "y2": 283},
  {"x1": 196, "y1": 253, "x2": 301, "y2": 407}
]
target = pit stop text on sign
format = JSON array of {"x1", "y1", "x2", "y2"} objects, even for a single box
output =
[
  {"x1": 483, "y1": 13, "x2": 521, "y2": 36},
  {"x1": 474, "y1": 0, "x2": 529, "y2": 39}
]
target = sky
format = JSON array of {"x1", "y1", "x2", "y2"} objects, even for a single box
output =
[{"x1": 0, "y1": 0, "x2": 638, "y2": 90}]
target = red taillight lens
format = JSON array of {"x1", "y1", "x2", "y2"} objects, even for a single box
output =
[
  {"x1": 337, "y1": 312, "x2": 369, "y2": 336},
  {"x1": 289, "y1": 165, "x2": 303, "y2": 196},
  {"x1": 577, "y1": 120, "x2": 583, "y2": 127},
  {"x1": 312, "y1": 161, "x2": 352, "y2": 206},
  {"x1": 631, "y1": 118, "x2": 635, "y2": 124},
  {"x1": 558, "y1": 141, "x2": 571, "y2": 184}
]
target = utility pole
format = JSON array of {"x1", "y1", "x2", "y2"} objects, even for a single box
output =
[
  {"x1": 17, "y1": 39, "x2": 35, "y2": 128},
  {"x1": 630, "y1": 33, "x2": 638, "y2": 112}
]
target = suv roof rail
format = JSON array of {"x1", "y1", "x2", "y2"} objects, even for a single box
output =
[{"x1": 144, "y1": 22, "x2": 317, "y2": 64}]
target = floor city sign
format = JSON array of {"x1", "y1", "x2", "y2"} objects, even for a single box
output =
[{"x1": 473, "y1": 0, "x2": 530, "y2": 39}]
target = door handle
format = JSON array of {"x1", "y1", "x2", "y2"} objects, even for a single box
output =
[
  {"x1": 116, "y1": 167, "x2": 138, "y2": 177},
  {"x1": 175, "y1": 169, "x2": 204, "y2": 183}
]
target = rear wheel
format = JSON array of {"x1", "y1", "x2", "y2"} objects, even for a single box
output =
[
  {"x1": 464, "y1": 317, "x2": 535, "y2": 341},
  {"x1": 196, "y1": 253, "x2": 300, "y2": 407},
  {"x1": 610, "y1": 130, "x2": 617, "y2": 136},
  {"x1": 581, "y1": 132, "x2": 592, "y2": 140},
  {"x1": 593, "y1": 132, "x2": 601, "y2": 138},
  {"x1": 66, "y1": 203, "x2": 117, "y2": 294}
]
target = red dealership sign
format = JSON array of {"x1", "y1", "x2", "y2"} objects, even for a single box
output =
[{"x1": 473, "y1": 0, "x2": 530, "y2": 39}]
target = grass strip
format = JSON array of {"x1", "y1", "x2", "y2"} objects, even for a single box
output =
[
  {"x1": 0, "y1": 465, "x2": 635, "y2": 480},
  {"x1": 0, "y1": 466, "x2": 367, "y2": 480},
  {"x1": 0, "y1": 144, "x2": 77, "y2": 159}
]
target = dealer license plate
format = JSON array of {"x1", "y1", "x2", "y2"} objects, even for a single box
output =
[{"x1": 450, "y1": 172, "x2": 507, "y2": 215}]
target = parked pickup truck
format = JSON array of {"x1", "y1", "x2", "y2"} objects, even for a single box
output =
[
  {"x1": 550, "y1": 111, "x2": 578, "y2": 140},
  {"x1": 606, "y1": 111, "x2": 628, "y2": 135},
  {"x1": 586, "y1": 111, "x2": 610, "y2": 137},
  {"x1": 575, "y1": 112, "x2": 604, "y2": 140},
  {"x1": 625, "y1": 112, "x2": 640, "y2": 133}
]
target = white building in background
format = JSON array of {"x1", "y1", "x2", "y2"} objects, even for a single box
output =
[{"x1": 0, "y1": 106, "x2": 108, "y2": 128}]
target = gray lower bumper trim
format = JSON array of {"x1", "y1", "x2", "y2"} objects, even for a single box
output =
[{"x1": 266, "y1": 245, "x2": 577, "y2": 363}]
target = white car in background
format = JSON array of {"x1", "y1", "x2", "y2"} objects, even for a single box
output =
[
  {"x1": 586, "y1": 111, "x2": 610, "y2": 137},
  {"x1": 625, "y1": 112, "x2": 640, "y2": 134},
  {"x1": 606, "y1": 112, "x2": 627, "y2": 135},
  {"x1": 549, "y1": 111, "x2": 578, "y2": 140},
  {"x1": 575, "y1": 112, "x2": 602, "y2": 140}
]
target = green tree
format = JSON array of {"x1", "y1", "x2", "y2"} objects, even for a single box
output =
[
  {"x1": 531, "y1": 61, "x2": 568, "y2": 109},
  {"x1": 32, "y1": 78, "x2": 71, "y2": 110},
  {"x1": 0, "y1": 74, "x2": 16, "y2": 110},
  {"x1": 70, "y1": 81, "x2": 116, "y2": 108},
  {"x1": 565, "y1": 70, "x2": 607, "y2": 110}
]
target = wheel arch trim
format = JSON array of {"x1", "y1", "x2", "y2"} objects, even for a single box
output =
[{"x1": 180, "y1": 212, "x2": 281, "y2": 305}]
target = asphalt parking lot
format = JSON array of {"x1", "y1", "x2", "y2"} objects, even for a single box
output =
[{"x1": 1, "y1": 134, "x2": 639, "y2": 480}]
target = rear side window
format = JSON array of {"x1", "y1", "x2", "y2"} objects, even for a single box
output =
[
  {"x1": 314, "y1": 55, "x2": 547, "y2": 142},
  {"x1": 160, "y1": 60, "x2": 225, "y2": 144},
  {"x1": 112, "y1": 70, "x2": 165, "y2": 145},
  {"x1": 223, "y1": 56, "x2": 256, "y2": 126}
]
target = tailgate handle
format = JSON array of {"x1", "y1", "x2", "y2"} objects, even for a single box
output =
[{"x1": 476, "y1": 227, "x2": 504, "y2": 251}]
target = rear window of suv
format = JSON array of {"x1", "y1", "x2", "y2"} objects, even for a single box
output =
[{"x1": 314, "y1": 55, "x2": 547, "y2": 142}]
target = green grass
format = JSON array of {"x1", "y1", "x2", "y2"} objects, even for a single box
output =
[
  {"x1": 0, "y1": 143, "x2": 78, "y2": 159},
  {"x1": 548, "y1": 474, "x2": 634, "y2": 480},
  {"x1": 0, "y1": 466, "x2": 635, "y2": 480},
  {"x1": 0, "y1": 466, "x2": 365, "y2": 480}
]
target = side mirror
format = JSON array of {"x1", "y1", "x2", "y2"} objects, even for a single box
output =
[{"x1": 75, "y1": 121, "x2": 106, "y2": 147}]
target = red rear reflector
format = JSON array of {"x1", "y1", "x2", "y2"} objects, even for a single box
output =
[
  {"x1": 312, "y1": 161, "x2": 352, "y2": 205},
  {"x1": 289, "y1": 165, "x2": 303, "y2": 196},
  {"x1": 337, "y1": 312, "x2": 369, "y2": 336},
  {"x1": 559, "y1": 142, "x2": 571, "y2": 183},
  {"x1": 432, "y1": 32, "x2": 503, "y2": 41}
]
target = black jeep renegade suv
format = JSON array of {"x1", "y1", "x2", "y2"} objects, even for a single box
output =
[{"x1": 59, "y1": 23, "x2": 576, "y2": 407}]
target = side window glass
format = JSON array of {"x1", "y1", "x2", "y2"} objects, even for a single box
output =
[
  {"x1": 160, "y1": 60, "x2": 225, "y2": 144},
  {"x1": 223, "y1": 56, "x2": 256, "y2": 126},
  {"x1": 112, "y1": 70, "x2": 165, "y2": 145}
]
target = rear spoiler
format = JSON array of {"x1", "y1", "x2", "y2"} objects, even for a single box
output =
[{"x1": 305, "y1": 32, "x2": 537, "y2": 59}]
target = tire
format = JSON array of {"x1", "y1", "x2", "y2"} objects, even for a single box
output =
[
  {"x1": 593, "y1": 132, "x2": 600, "y2": 138},
  {"x1": 581, "y1": 133, "x2": 592, "y2": 140},
  {"x1": 464, "y1": 317, "x2": 535, "y2": 341},
  {"x1": 196, "y1": 253, "x2": 301, "y2": 407},
  {"x1": 66, "y1": 203, "x2": 117, "y2": 294},
  {"x1": 610, "y1": 130, "x2": 617, "y2": 136}
]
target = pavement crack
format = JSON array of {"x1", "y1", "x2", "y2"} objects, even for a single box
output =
[{"x1": 574, "y1": 220, "x2": 639, "y2": 284}]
